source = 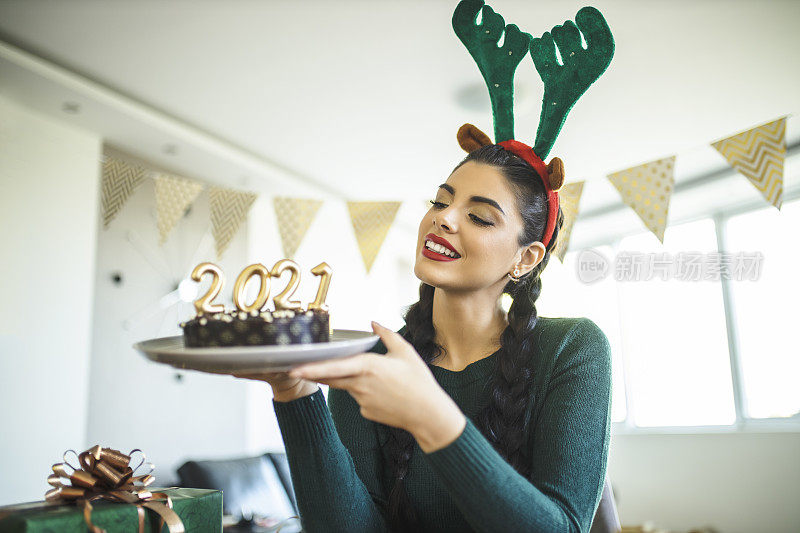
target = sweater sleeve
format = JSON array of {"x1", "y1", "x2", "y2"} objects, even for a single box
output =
[
  {"x1": 421, "y1": 318, "x2": 613, "y2": 533},
  {"x1": 272, "y1": 386, "x2": 390, "y2": 533}
]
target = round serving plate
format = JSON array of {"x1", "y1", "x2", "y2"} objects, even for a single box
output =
[{"x1": 133, "y1": 329, "x2": 380, "y2": 374}]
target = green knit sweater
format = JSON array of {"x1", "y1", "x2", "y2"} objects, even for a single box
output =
[{"x1": 272, "y1": 316, "x2": 612, "y2": 533}]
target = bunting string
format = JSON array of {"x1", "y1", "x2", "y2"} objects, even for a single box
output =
[{"x1": 94, "y1": 113, "x2": 791, "y2": 267}]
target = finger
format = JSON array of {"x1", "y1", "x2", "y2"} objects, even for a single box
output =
[
  {"x1": 290, "y1": 353, "x2": 376, "y2": 379},
  {"x1": 370, "y1": 321, "x2": 410, "y2": 352},
  {"x1": 315, "y1": 376, "x2": 361, "y2": 390}
]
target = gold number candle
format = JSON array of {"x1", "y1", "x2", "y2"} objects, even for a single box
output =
[
  {"x1": 308, "y1": 262, "x2": 332, "y2": 312},
  {"x1": 270, "y1": 259, "x2": 302, "y2": 311},
  {"x1": 191, "y1": 262, "x2": 226, "y2": 315},
  {"x1": 232, "y1": 263, "x2": 271, "y2": 313}
]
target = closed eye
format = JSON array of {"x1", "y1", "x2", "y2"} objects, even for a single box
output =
[
  {"x1": 428, "y1": 200, "x2": 494, "y2": 227},
  {"x1": 469, "y1": 214, "x2": 492, "y2": 226}
]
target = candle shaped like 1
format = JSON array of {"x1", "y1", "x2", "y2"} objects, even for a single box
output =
[
  {"x1": 308, "y1": 262, "x2": 332, "y2": 312},
  {"x1": 191, "y1": 262, "x2": 226, "y2": 315}
]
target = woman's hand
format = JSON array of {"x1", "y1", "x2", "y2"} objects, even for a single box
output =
[
  {"x1": 288, "y1": 322, "x2": 466, "y2": 448},
  {"x1": 232, "y1": 370, "x2": 319, "y2": 403}
]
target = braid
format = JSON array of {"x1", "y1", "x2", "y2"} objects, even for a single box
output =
[
  {"x1": 381, "y1": 144, "x2": 563, "y2": 531},
  {"x1": 478, "y1": 208, "x2": 563, "y2": 478},
  {"x1": 383, "y1": 283, "x2": 439, "y2": 532}
]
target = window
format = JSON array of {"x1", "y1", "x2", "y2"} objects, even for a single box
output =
[
  {"x1": 615, "y1": 219, "x2": 736, "y2": 427},
  {"x1": 724, "y1": 199, "x2": 800, "y2": 420},
  {"x1": 546, "y1": 196, "x2": 800, "y2": 432}
]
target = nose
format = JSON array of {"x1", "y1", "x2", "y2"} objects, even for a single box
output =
[{"x1": 433, "y1": 208, "x2": 455, "y2": 232}]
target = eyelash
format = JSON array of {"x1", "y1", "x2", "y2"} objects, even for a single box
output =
[{"x1": 429, "y1": 200, "x2": 493, "y2": 227}]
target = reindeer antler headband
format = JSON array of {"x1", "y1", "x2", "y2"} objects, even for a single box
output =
[{"x1": 452, "y1": 0, "x2": 614, "y2": 247}]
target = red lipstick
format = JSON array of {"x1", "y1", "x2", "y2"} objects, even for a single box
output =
[{"x1": 422, "y1": 233, "x2": 461, "y2": 262}]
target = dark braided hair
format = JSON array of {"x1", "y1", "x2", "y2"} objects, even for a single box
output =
[{"x1": 383, "y1": 144, "x2": 564, "y2": 532}]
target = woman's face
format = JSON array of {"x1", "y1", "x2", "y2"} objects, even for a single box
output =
[{"x1": 414, "y1": 161, "x2": 529, "y2": 292}]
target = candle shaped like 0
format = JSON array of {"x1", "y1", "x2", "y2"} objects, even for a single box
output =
[{"x1": 233, "y1": 263, "x2": 271, "y2": 313}]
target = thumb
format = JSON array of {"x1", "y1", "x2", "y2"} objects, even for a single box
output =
[{"x1": 371, "y1": 321, "x2": 410, "y2": 353}]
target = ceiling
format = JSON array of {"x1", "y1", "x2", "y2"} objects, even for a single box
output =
[{"x1": 1, "y1": 0, "x2": 798, "y2": 246}]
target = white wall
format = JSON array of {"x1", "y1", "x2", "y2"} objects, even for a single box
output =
[
  {"x1": 609, "y1": 431, "x2": 800, "y2": 533},
  {"x1": 86, "y1": 163, "x2": 254, "y2": 483},
  {"x1": 0, "y1": 93, "x2": 283, "y2": 503},
  {"x1": 0, "y1": 94, "x2": 100, "y2": 504},
  {"x1": 0, "y1": 90, "x2": 426, "y2": 504}
]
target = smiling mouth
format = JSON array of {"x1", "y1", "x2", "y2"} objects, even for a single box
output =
[{"x1": 423, "y1": 239, "x2": 461, "y2": 259}]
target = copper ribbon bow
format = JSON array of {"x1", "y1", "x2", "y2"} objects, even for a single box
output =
[{"x1": 45, "y1": 445, "x2": 184, "y2": 533}]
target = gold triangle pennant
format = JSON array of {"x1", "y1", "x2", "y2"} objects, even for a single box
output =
[
  {"x1": 101, "y1": 156, "x2": 147, "y2": 228},
  {"x1": 209, "y1": 186, "x2": 258, "y2": 259},
  {"x1": 552, "y1": 180, "x2": 584, "y2": 262},
  {"x1": 347, "y1": 201, "x2": 402, "y2": 274},
  {"x1": 711, "y1": 116, "x2": 786, "y2": 210},
  {"x1": 272, "y1": 197, "x2": 324, "y2": 259},
  {"x1": 154, "y1": 174, "x2": 204, "y2": 245},
  {"x1": 607, "y1": 156, "x2": 675, "y2": 243}
]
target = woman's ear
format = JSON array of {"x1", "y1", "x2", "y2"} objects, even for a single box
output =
[
  {"x1": 546, "y1": 157, "x2": 565, "y2": 191},
  {"x1": 457, "y1": 123, "x2": 493, "y2": 153},
  {"x1": 518, "y1": 241, "x2": 547, "y2": 276}
]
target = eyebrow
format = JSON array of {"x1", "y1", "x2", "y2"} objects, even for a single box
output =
[{"x1": 438, "y1": 184, "x2": 505, "y2": 215}]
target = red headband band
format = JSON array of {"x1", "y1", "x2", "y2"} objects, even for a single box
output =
[{"x1": 497, "y1": 140, "x2": 560, "y2": 248}]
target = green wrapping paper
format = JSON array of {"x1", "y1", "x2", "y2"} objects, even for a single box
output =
[{"x1": 0, "y1": 488, "x2": 222, "y2": 533}]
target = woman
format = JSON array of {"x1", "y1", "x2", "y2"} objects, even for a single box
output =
[{"x1": 237, "y1": 142, "x2": 613, "y2": 532}]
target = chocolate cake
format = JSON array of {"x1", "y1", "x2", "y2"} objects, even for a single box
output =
[{"x1": 181, "y1": 308, "x2": 330, "y2": 348}]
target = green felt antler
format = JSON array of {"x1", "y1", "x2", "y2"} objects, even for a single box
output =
[
  {"x1": 530, "y1": 6, "x2": 614, "y2": 159},
  {"x1": 453, "y1": 0, "x2": 532, "y2": 143}
]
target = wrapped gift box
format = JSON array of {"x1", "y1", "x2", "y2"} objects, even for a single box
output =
[{"x1": 0, "y1": 487, "x2": 222, "y2": 532}]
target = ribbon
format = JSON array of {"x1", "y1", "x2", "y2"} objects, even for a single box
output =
[{"x1": 45, "y1": 446, "x2": 185, "y2": 533}]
